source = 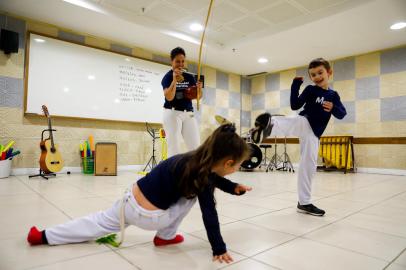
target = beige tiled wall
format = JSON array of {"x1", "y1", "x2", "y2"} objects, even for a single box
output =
[
  {"x1": 2, "y1": 14, "x2": 405, "y2": 171},
  {"x1": 248, "y1": 48, "x2": 406, "y2": 170},
  {"x1": 0, "y1": 17, "x2": 242, "y2": 169}
]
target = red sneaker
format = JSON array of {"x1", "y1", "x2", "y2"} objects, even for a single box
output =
[
  {"x1": 153, "y1": 234, "x2": 184, "y2": 246},
  {"x1": 27, "y1": 226, "x2": 44, "y2": 245}
]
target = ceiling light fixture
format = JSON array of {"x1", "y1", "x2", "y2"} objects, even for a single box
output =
[
  {"x1": 34, "y1": 38, "x2": 45, "y2": 43},
  {"x1": 63, "y1": 0, "x2": 107, "y2": 14},
  {"x1": 258, "y1": 58, "x2": 268, "y2": 63},
  {"x1": 162, "y1": 30, "x2": 200, "y2": 45},
  {"x1": 390, "y1": 22, "x2": 406, "y2": 30},
  {"x1": 190, "y1": 23, "x2": 203, "y2": 32}
]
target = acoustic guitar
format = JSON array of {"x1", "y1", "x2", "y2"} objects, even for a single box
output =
[{"x1": 39, "y1": 105, "x2": 64, "y2": 173}]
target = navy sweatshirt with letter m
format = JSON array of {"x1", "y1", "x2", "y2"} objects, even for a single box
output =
[{"x1": 290, "y1": 78, "x2": 347, "y2": 138}]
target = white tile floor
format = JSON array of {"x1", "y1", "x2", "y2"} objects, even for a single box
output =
[{"x1": 0, "y1": 171, "x2": 405, "y2": 270}]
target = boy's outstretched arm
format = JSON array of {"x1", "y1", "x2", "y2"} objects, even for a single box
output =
[{"x1": 290, "y1": 77, "x2": 310, "y2": 110}]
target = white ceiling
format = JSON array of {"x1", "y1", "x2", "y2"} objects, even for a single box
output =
[{"x1": 1, "y1": 0, "x2": 406, "y2": 75}]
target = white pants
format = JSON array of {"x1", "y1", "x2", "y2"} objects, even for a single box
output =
[
  {"x1": 270, "y1": 115, "x2": 319, "y2": 205},
  {"x1": 45, "y1": 188, "x2": 197, "y2": 245},
  {"x1": 163, "y1": 108, "x2": 200, "y2": 157}
]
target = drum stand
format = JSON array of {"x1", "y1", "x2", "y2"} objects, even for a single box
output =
[
  {"x1": 266, "y1": 137, "x2": 294, "y2": 172},
  {"x1": 278, "y1": 137, "x2": 295, "y2": 172},
  {"x1": 266, "y1": 136, "x2": 283, "y2": 172}
]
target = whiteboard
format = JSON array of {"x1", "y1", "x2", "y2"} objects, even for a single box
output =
[{"x1": 26, "y1": 33, "x2": 170, "y2": 124}]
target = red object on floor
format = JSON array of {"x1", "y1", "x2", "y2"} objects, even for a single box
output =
[
  {"x1": 153, "y1": 234, "x2": 184, "y2": 246},
  {"x1": 27, "y1": 226, "x2": 43, "y2": 245}
]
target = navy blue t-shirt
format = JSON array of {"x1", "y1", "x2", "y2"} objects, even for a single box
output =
[
  {"x1": 161, "y1": 69, "x2": 196, "y2": 111},
  {"x1": 290, "y1": 79, "x2": 347, "y2": 138},
  {"x1": 136, "y1": 154, "x2": 240, "y2": 256}
]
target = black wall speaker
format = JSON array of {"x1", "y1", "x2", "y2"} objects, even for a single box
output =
[
  {"x1": 193, "y1": 74, "x2": 205, "y2": 88},
  {"x1": 0, "y1": 29, "x2": 19, "y2": 54}
]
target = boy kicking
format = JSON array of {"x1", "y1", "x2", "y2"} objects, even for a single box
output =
[{"x1": 252, "y1": 58, "x2": 347, "y2": 216}]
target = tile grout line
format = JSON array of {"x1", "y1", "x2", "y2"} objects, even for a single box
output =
[
  {"x1": 242, "y1": 189, "x2": 406, "y2": 265},
  {"x1": 300, "y1": 190, "x2": 406, "y2": 239},
  {"x1": 15, "y1": 177, "x2": 75, "y2": 220},
  {"x1": 219, "y1": 174, "x2": 404, "y2": 223},
  {"x1": 184, "y1": 218, "x2": 297, "y2": 269},
  {"x1": 24, "y1": 249, "x2": 113, "y2": 270},
  {"x1": 15, "y1": 176, "x2": 145, "y2": 270},
  {"x1": 182, "y1": 179, "x2": 406, "y2": 268},
  {"x1": 15, "y1": 174, "x2": 130, "y2": 209},
  {"x1": 109, "y1": 247, "x2": 143, "y2": 270},
  {"x1": 209, "y1": 177, "x2": 406, "y2": 266},
  {"x1": 383, "y1": 247, "x2": 406, "y2": 270},
  {"x1": 9, "y1": 173, "x2": 406, "y2": 270}
]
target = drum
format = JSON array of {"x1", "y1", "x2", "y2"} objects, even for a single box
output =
[
  {"x1": 184, "y1": 85, "x2": 198, "y2": 100},
  {"x1": 241, "y1": 143, "x2": 263, "y2": 170}
]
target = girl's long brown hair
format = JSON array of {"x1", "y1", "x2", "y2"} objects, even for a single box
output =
[{"x1": 176, "y1": 124, "x2": 250, "y2": 198}]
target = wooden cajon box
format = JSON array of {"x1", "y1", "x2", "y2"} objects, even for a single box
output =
[{"x1": 95, "y1": 143, "x2": 117, "y2": 176}]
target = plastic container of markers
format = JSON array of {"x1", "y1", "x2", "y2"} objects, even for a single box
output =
[
  {"x1": 81, "y1": 157, "x2": 94, "y2": 174},
  {"x1": 0, "y1": 159, "x2": 12, "y2": 179}
]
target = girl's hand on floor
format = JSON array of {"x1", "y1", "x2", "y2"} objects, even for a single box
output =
[
  {"x1": 213, "y1": 252, "x2": 234, "y2": 264},
  {"x1": 234, "y1": 184, "x2": 252, "y2": 195}
]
